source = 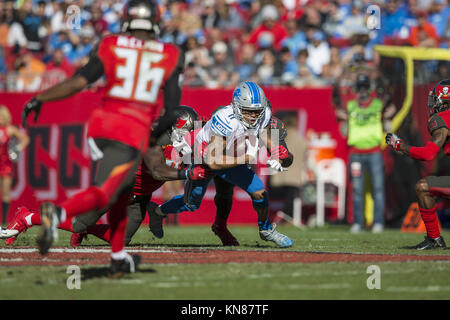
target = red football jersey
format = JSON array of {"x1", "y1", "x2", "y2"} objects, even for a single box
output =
[
  {"x1": 133, "y1": 161, "x2": 165, "y2": 197},
  {"x1": 87, "y1": 34, "x2": 181, "y2": 151},
  {"x1": 428, "y1": 110, "x2": 450, "y2": 155}
]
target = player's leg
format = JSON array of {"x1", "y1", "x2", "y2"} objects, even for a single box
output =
[
  {"x1": 5, "y1": 206, "x2": 79, "y2": 245},
  {"x1": 124, "y1": 195, "x2": 150, "y2": 245},
  {"x1": 220, "y1": 165, "x2": 293, "y2": 248},
  {"x1": 349, "y1": 153, "x2": 366, "y2": 233},
  {"x1": 212, "y1": 176, "x2": 239, "y2": 246},
  {"x1": 71, "y1": 195, "x2": 151, "y2": 247},
  {"x1": 37, "y1": 139, "x2": 141, "y2": 254},
  {"x1": 0, "y1": 176, "x2": 10, "y2": 226},
  {"x1": 107, "y1": 190, "x2": 141, "y2": 277},
  {"x1": 410, "y1": 177, "x2": 447, "y2": 250},
  {"x1": 368, "y1": 152, "x2": 385, "y2": 233},
  {"x1": 149, "y1": 176, "x2": 212, "y2": 238}
]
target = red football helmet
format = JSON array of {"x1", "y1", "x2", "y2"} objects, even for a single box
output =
[
  {"x1": 428, "y1": 79, "x2": 450, "y2": 116},
  {"x1": 122, "y1": 0, "x2": 161, "y2": 34}
]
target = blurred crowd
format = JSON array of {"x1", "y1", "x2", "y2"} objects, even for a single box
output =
[{"x1": 0, "y1": 0, "x2": 448, "y2": 91}]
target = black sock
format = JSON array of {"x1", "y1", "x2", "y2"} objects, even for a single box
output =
[{"x1": 2, "y1": 202, "x2": 10, "y2": 225}]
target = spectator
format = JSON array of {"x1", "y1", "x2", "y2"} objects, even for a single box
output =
[
  {"x1": 68, "y1": 24, "x2": 96, "y2": 68},
  {"x1": 183, "y1": 61, "x2": 209, "y2": 87},
  {"x1": 184, "y1": 36, "x2": 211, "y2": 68},
  {"x1": 321, "y1": 46, "x2": 344, "y2": 84},
  {"x1": 409, "y1": 10, "x2": 440, "y2": 47},
  {"x1": 381, "y1": 0, "x2": 409, "y2": 42},
  {"x1": 20, "y1": 0, "x2": 46, "y2": 52},
  {"x1": 235, "y1": 43, "x2": 257, "y2": 82},
  {"x1": 91, "y1": 6, "x2": 109, "y2": 36},
  {"x1": 281, "y1": 18, "x2": 307, "y2": 58},
  {"x1": 254, "y1": 49, "x2": 277, "y2": 86},
  {"x1": 247, "y1": 4, "x2": 288, "y2": 51},
  {"x1": 206, "y1": 41, "x2": 239, "y2": 88},
  {"x1": 306, "y1": 30, "x2": 330, "y2": 76},
  {"x1": 13, "y1": 50, "x2": 46, "y2": 92},
  {"x1": 339, "y1": 1, "x2": 366, "y2": 39},
  {"x1": 429, "y1": 0, "x2": 450, "y2": 38},
  {"x1": 43, "y1": 48, "x2": 74, "y2": 89},
  {"x1": 47, "y1": 28, "x2": 77, "y2": 59},
  {"x1": 0, "y1": 105, "x2": 29, "y2": 226},
  {"x1": 0, "y1": 1, "x2": 14, "y2": 48},
  {"x1": 276, "y1": 46, "x2": 296, "y2": 84},
  {"x1": 49, "y1": 0, "x2": 64, "y2": 34},
  {"x1": 201, "y1": 0, "x2": 220, "y2": 29},
  {"x1": 337, "y1": 74, "x2": 386, "y2": 234},
  {"x1": 216, "y1": 0, "x2": 246, "y2": 31}
]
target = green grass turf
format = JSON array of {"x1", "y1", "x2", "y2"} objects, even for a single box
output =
[{"x1": 1, "y1": 224, "x2": 450, "y2": 299}]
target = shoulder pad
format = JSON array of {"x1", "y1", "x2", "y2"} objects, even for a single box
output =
[
  {"x1": 211, "y1": 113, "x2": 234, "y2": 137},
  {"x1": 428, "y1": 113, "x2": 448, "y2": 135},
  {"x1": 269, "y1": 116, "x2": 287, "y2": 140}
]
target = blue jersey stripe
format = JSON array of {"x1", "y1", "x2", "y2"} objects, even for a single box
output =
[{"x1": 214, "y1": 115, "x2": 232, "y2": 130}]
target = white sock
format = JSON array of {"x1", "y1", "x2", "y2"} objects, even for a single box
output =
[{"x1": 111, "y1": 250, "x2": 127, "y2": 260}]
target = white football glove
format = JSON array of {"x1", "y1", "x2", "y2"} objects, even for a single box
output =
[
  {"x1": 267, "y1": 159, "x2": 286, "y2": 172},
  {"x1": 173, "y1": 137, "x2": 192, "y2": 157},
  {"x1": 245, "y1": 137, "x2": 259, "y2": 159}
]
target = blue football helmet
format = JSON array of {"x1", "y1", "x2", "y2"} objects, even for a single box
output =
[{"x1": 232, "y1": 81, "x2": 267, "y2": 129}]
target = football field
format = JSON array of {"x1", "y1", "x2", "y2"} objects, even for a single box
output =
[{"x1": 1, "y1": 224, "x2": 450, "y2": 300}]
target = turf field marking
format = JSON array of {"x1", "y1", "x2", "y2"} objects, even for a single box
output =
[
  {"x1": 0, "y1": 247, "x2": 174, "y2": 253},
  {"x1": 386, "y1": 286, "x2": 450, "y2": 292}
]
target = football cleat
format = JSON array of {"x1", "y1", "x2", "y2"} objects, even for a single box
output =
[
  {"x1": 211, "y1": 222, "x2": 240, "y2": 246},
  {"x1": 148, "y1": 202, "x2": 165, "y2": 239},
  {"x1": 259, "y1": 223, "x2": 293, "y2": 248},
  {"x1": 0, "y1": 227, "x2": 18, "y2": 239},
  {"x1": 108, "y1": 254, "x2": 141, "y2": 279},
  {"x1": 409, "y1": 236, "x2": 446, "y2": 250},
  {"x1": 4, "y1": 207, "x2": 32, "y2": 244},
  {"x1": 350, "y1": 223, "x2": 362, "y2": 234},
  {"x1": 70, "y1": 232, "x2": 88, "y2": 247},
  {"x1": 36, "y1": 202, "x2": 62, "y2": 255}
]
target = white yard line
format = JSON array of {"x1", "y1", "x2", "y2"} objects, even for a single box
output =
[{"x1": 0, "y1": 248, "x2": 174, "y2": 254}]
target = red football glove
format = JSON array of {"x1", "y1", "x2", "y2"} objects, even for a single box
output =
[
  {"x1": 163, "y1": 145, "x2": 175, "y2": 159},
  {"x1": 385, "y1": 133, "x2": 404, "y2": 152},
  {"x1": 270, "y1": 145, "x2": 289, "y2": 160},
  {"x1": 186, "y1": 165, "x2": 212, "y2": 180}
]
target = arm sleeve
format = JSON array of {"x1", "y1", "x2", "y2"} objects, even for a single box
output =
[
  {"x1": 77, "y1": 56, "x2": 105, "y2": 84},
  {"x1": 409, "y1": 141, "x2": 441, "y2": 161},
  {"x1": 76, "y1": 40, "x2": 104, "y2": 84}
]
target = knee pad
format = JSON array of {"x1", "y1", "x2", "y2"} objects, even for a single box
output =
[{"x1": 252, "y1": 191, "x2": 268, "y2": 209}]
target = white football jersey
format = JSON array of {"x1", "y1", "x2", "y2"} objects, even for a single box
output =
[{"x1": 196, "y1": 104, "x2": 272, "y2": 151}]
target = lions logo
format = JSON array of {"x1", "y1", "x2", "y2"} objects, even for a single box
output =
[{"x1": 233, "y1": 88, "x2": 241, "y2": 99}]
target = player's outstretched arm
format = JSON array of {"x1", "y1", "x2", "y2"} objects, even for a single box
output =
[
  {"x1": 144, "y1": 145, "x2": 210, "y2": 181},
  {"x1": 386, "y1": 128, "x2": 449, "y2": 160},
  {"x1": 22, "y1": 75, "x2": 89, "y2": 128}
]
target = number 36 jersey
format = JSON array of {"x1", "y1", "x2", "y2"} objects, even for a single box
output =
[{"x1": 87, "y1": 34, "x2": 182, "y2": 151}]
